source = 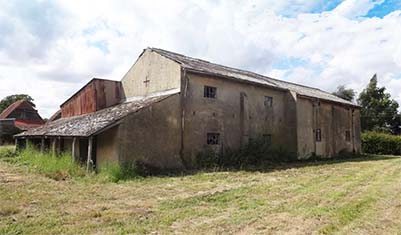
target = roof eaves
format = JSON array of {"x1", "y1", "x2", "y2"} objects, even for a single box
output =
[{"x1": 297, "y1": 94, "x2": 361, "y2": 108}]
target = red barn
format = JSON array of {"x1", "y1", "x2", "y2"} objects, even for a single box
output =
[{"x1": 0, "y1": 100, "x2": 44, "y2": 145}]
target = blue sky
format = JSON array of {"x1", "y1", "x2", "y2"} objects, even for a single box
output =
[
  {"x1": 366, "y1": 0, "x2": 401, "y2": 17},
  {"x1": 0, "y1": 0, "x2": 400, "y2": 117}
]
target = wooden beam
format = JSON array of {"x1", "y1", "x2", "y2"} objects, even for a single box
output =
[{"x1": 86, "y1": 137, "x2": 93, "y2": 172}]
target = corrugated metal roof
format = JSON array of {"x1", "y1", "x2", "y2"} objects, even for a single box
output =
[
  {"x1": 150, "y1": 48, "x2": 358, "y2": 107},
  {"x1": 16, "y1": 92, "x2": 177, "y2": 137}
]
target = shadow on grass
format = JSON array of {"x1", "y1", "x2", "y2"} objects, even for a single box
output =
[{"x1": 155, "y1": 154, "x2": 400, "y2": 178}]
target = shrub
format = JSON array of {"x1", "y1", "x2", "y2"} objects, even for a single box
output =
[
  {"x1": 196, "y1": 137, "x2": 295, "y2": 169},
  {"x1": 362, "y1": 132, "x2": 401, "y2": 155},
  {"x1": 195, "y1": 147, "x2": 220, "y2": 169}
]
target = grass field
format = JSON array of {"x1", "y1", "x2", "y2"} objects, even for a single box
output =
[{"x1": 1, "y1": 154, "x2": 401, "y2": 234}]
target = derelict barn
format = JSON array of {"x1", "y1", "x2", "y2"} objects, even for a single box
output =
[
  {"x1": 0, "y1": 100, "x2": 44, "y2": 145},
  {"x1": 16, "y1": 48, "x2": 361, "y2": 170}
]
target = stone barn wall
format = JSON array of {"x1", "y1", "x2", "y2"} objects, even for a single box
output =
[
  {"x1": 117, "y1": 94, "x2": 183, "y2": 170},
  {"x1": 297, "y1": 96, "x2": 361, "y2": 159},
  {"x1": 181, "y1": 72, "x2": 298, "y2": 165}
]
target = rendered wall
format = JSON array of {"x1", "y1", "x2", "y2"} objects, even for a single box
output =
[
  {"x1": 297, "y1": 97, "x2": 361, "y2": 159},
  {"x1": 96, "y1": 126, "x2": 120, "y2": 169},
  {"x1": 121, "y1": 50, "x2": 181, "y2": 98},
  {"x1": 182, "y1": 73, "x2": 297, "y2": 165},
  {"x1": 118, "y1": 94, "x2": 183, "y2": 169}
]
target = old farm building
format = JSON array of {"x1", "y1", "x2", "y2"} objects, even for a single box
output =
[
  {"x1": 16, "y1": 48, "x2": 361, "y2": 170},
  {"x1": 0, "y1": 100, "x2": 44, "y2": 145}
]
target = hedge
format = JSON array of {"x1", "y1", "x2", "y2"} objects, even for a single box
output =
[{"x1": 362, "y1": 132, "x2": 401, "y2": 155}]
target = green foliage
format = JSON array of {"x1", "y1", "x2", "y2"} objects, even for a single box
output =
[
  {"x1": 14, "y1": 146, "x2": 86, "y2": 180},
  {"x1": 0, "y1": 146, "x2": 16, "y2": 158},
  {"x1": 196, "y1": 137, "x2": 295, "y2": 169},
  {"x1": 98, "y1": 162, "x2": 142, "y2": 182},
  {"x1": 362, "y1": 132, "x2": 401, "y2": 155},
  {"x1": 358, "y1": 74, "x2": 400, "y2": 134},
  {"x1": 5, "y1": 146, "x2": 150, "y2": 182},
  {"x1": 195, "y1": 147, "x2": 220, "y2": 169},
  {"x1": 0, "y1": 94, "x2": 35, "y2": 114},
  {"x1": 332, "y1": 85, "x2": 356, "y2": 101}
]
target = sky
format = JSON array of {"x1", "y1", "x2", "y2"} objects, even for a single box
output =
[{"x1": 0, "y1": 0, "x2": 400, "y2": 117}]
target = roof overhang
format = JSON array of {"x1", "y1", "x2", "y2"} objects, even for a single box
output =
[{"x1": 297, "y1": 94, "x2": 361, "y2": 109}]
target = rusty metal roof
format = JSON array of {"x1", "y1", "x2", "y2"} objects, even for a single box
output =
[
  {"x1": 16, "y1": 92, "x2": 177, "y2": 138},
  {"x1": 150, "y1": 48, "x2": 358, "y2": 107}
]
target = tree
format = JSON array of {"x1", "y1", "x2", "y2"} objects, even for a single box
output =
[
  {"x1": 358, "y1": 74, "x2": 400, "y2": 134},
  {"x1": 332, "y1": 85, "x2": 356, "y2": 101},
  {"x1": 0, "y1": 94, "x2": 35, "y2": 114}
]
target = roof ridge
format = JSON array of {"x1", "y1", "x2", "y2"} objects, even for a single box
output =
[
  {"x1": 150, "y1": 47, "x2": 327, "y2": 92},
  {"x1": 150, "y1": 47, "x2": 356, "y2": 106},
  {"x1": 0, "y1": 99, "x2": 30, "y2": 119}
]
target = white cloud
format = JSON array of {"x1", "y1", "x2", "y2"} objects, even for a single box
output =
[
  {"x1": 333, "y1": 0, "x2": 384, "y2": 18},
  {"x1": 0, "y1": 0, "x2": 400, "y2": 117}
]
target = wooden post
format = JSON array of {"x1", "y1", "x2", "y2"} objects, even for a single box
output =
[
  {"x1": 40, "y1": 138, "x2": 45, "y2": 153},
  {"x1": 15, "y1": 138, "x2": 19, "y2": 151},
  {"x1": 25, "y1": 138, "x2": 29, "y2": 148},
  {"x1": 86, "y1": 137, "x2": 93, "y2": 172},
  {"x1": 51, "y1": 138, "x2": 57, "y2": 156},
  {"x1": 56, "y1": 137, "x2": 61, "y2": 155},
  {"x1": 72, "y1": 137, "x2": 77, "y2": 162}
]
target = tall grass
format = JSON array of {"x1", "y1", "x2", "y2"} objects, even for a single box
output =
[
  {"x1": 0, "y1": 145, "x2": 16, "y2": 158},
  {"x1": 5, "y1": 145, "x2": 142, "y2": 182},
  {"x1": 98, "y1": 162, "x2": 142, "y2": 183},
  {"x1": 196, "y1": 136, "x2": 296, "y2": 169},
  {"x1": 16, "y1": 146, "x2": 86, "y2": 180}
]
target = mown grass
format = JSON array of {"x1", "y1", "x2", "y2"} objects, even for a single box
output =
[{"x1": 0, "y1": 154, "x2": 400, "y2": 234}]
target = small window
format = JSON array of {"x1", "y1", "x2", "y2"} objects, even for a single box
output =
[
  {"x1": 315, "y1": 129, "x2": 321, "y2": 142},
  {"x1": 264, "y1": 96, "x2": 273, "y2": 107},
  {"x1": 204, "y1": 86, "x2": 217, "y2": 98},
  {"x1": 345, "y1": 131, "x2": 351, "y2": 142},
  {"x1": 207, "y1": 133, "x2": 220, "y2": 145}
]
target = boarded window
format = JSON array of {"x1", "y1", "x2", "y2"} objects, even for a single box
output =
[
  {"x1": 264, "y1": 96, "x2": 273, "y2": 107},
  {"x1": 204, "y1": 86, "x2": 217, "y2": 98},
  {"x1": 207, "y1": 133, "x2": 220, "y2": 145},
  {"x1": 345, "y1": 130, "x2": 351, "y2": 142},
  {"x1": 315, "y1": 129, "x2": 321, "y2": 142}
]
